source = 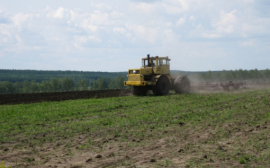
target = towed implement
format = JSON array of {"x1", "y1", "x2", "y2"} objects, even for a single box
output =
[{"x1": 124, "y1": 54, "x2": 190, "y2": 96}]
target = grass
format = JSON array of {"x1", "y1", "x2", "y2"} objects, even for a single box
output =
[
  {"x1": 0, "y1": 161, "x2": 10, "y2": 168},
  {"x1": 0, "y1": 88, "x2": 270, "y2": 167}
]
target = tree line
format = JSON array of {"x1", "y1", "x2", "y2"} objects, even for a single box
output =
[
  {"x1": 196, "y1": 69, "x2": 270, "y2": 83},
  {"x1": 1, "y1": 68, "x2": 270, "y2": 94},
  {"x1": 0, "y1": 69, "x2": 127, "y2": 83},
  {"x1": 0, "y1": 76, "x2": 126, "y2": 94}
]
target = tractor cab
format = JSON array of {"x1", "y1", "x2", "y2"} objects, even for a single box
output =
[{"x1": 141, "y1": 55, "x2": 170, "y2": 75}]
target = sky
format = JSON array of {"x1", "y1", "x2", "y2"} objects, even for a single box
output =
[{"x1": 0, "y1": 0, "x2": 269, "y2": 72}]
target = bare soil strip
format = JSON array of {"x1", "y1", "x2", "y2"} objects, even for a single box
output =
[{"x1": 0, "y1": 89, "x2": 131, "y2": 105}]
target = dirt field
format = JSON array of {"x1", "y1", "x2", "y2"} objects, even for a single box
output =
[
  {"x1": 0, "y1": 87, "x2": 269, "y2": 167},
  {"x1": 0, "y1": 89, "x2": 131, "y2": 105}
]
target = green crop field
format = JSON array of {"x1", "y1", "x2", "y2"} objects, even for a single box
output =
[{"x1": 0, "y1": 89, "x2": 270, "y2": 168}]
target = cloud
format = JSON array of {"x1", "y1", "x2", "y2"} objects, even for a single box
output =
[
  {"x1": 240, "y1": 18, "x2": 270, "y2": 37},
  {"x1": 126, "y1": 24, "x2": 156, "y2": 42},
  {"x1": 110, "y1": 11, "x2": 125, "y2": 18},
  {"x1": 0, "y1": 24, "x2": 11, "y2": 36},
  {"x1": 69, "y1": 10, "x2": 76, "y2": 21},
  {"x1": 80, "y1": 10, "x2": 111, "y2": 32},
  {"x1": 161, "y1": 3, "x2": 186, "y2": 14},
  {"x1": 0, "y1": 0, "x2": 270, "y2": 71},
  {"x1": 81, "y1": 20, "x2": 98, "y2": 32},
  {"x1": 163, "y1": 29, "x2": 177, "y2": 43},
  {"x1": 239, "y1": 40, "x2": 254, "y2": 47},
  {"x1": 201, "y1": 33, "x2": 221, "y2": 38},
  {"x1": 12, "y1": 13, "x2": 33, "y2": 26},
  {"x1": 189, "y1": 15, "x2": 195, "y2": 21},
  {"x1": 130, "y1": 0, "x2": 161, "y2": 2},
  {"x1": 88, "y1": 35, "x2": 102, "y2": 43},
  {"x1": 47, "y1": 7, "x2": 71, "y2": 19},
  {"x1": 213, "y1": 10, "x2": 237, "y2": 34},
  {"x1": 217, "y1": 10, "x2": 237, "y2": 26},
  {"x1": 130, "y1": 0, "x2": 189, "y2": 15},
  {"x1": 191, "y1": 10, "x2": 238, "y2": 39},
  {"x1": 166, "y1": 0, "x2": 189, "y2": 12},
  {"x1": 53, "y1": 7, "x2": 65, "y2": 19},
  {"x1": 131, "y1": 2, "x2": 156, "y2": 14},
  {"x1": 113, "y1": 27, "x2": 126, "y2": 34},
  {"x1": 190, "y1": 8, "x2": 265, "y2": 39},
  {"x1": 90, "y1": 3, "x2": 105, "y2": 8},
  {"x1": 176, "y1": 17, "x2": 185, "y2": 26}
]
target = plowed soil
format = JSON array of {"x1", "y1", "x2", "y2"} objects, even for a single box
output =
[{"x1": 0, "y1": 89, "x2": 131, "y2": 105}]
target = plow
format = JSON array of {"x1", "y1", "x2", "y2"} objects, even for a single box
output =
[
  {"x1": 195, "y1": 81, "x2": 247, "y2": 91},
  {"x1": 220, "y1": 81, "x2": 247, "y2": 91},
  {"x1": 198, "y1": 82, "x2": 220, "y2": 90}
]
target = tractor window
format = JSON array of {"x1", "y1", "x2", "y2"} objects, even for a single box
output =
[
  {"x1": 162, "y1": 59, "x2": 167, "y2": 65},
  {"x1": 159, "y1": 59, "x2": 167, "y2": 66},
  {"x1": 142, "y1": 59, "x2": 148, "y2": 67},
  {"x1": 152, "y1": 59, "x2": 156, "y2": 66}
]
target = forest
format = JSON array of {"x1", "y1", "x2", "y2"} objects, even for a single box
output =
[
  {"x1": 0, "y1": 69, "x2": 127, "y2": 83},
  {"x1": 0, "y1": 76, "x2": 126, "y2": 94},
  {"x1": 0, "y1": 68, "x2": 270, "y2": 94},
  {"x1": 193, "y1": 68, "x2": 270, "y2": 82}
]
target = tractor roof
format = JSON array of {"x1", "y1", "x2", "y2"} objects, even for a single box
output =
[{"x1": 142, "y1": 56, "x2": 169, "y2": 60}]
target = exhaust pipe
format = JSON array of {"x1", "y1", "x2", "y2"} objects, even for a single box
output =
[{"x1": 147, "y1": 54, "x2": 150, "y2": 66}]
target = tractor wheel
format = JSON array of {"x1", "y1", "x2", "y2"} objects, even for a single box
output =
[
  {"x1": 132, "y1": 86, "x2": 148, "y2": 96},
  {"x1": 153, "y1": 76, "x2": 170, "y2": 96},
  {"x1": 173, "y1": 75, "x2": 190, "y2": 94}
]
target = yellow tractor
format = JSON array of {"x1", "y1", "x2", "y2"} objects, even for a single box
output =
[{"x1": 124, "y1": 54, "x2": 190, "y2": 96}]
